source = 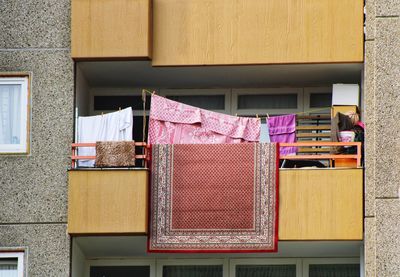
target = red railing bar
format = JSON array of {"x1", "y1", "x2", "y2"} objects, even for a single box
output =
[
  {"x1": 71, "y1": 155, "x2": 147, "y2": 160},
  {"x1": 280, "y1": 154, "x2": 359, "y2": 160},
  {"x1": 71, "y1": 142, "x2": 147, "y2": 148},
  {"x1": 71, "y1": 156, "x2": 96, "y2": 160}
]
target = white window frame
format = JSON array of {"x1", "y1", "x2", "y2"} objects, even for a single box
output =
[
  {"x1": 159, "y1": 88, "x2": 231, "y2": 114},
  {"x1": 0, "y1": 77, "x2": 29, "y2": 154},
  {"x1": 85, "y1": 258, "x2": 155, "y2": 277},
  {"x1": 302, "y1": 257, "x2": 360, "y2": 277},
  {"x1": 230, "y1": 258, "x2": 302, "y2": 277},
  {"x1": 232, "y1": 88, "x2": 304, "y2": 116},
  {"x1": 303, "y1": 87, "x2": 332, "y2": 114},
  {"x1": 0, "y1": 252, "x2": 24, "y2": 277},
  {"x1": 156, "y1": 258, "x2": 229, "y2": 277}
]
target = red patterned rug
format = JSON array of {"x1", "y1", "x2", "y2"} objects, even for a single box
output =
[{"x1": 148, "y1": 143, "x2": 279, "y2": 253}]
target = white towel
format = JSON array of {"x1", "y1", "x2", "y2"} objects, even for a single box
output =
[{"x1": 77, "y1": 107, "x2": 133, "y2": 167}]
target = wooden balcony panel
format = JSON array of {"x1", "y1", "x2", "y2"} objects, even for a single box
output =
[
  {"x1": 279, "y1": 168, "x2": 363, "y2": 240},
  {"x1": 68, "y1": 170, "x2": 148, "y2": 235},
  {"x1": 153, "y1": 0, "x2": 364, "y2": 66},
  {"x1": 71, "y1": 0, "x2": 152, "y2": 59}
]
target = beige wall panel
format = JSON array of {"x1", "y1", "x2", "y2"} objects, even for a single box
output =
[
  {"x1": 153, "y1": 0, "x2": 364, "y2": 65},
  {"x1": 279, "y1": 168, "x2": 363, "y2": 240},
  {"x1": 71, "y1": 0, "x2": 151, "y2": 59},
  {"x1": 68, "y1": 170, "x2": 148, "y2": 235}
]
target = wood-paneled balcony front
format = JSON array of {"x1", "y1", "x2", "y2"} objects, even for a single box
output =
[
  {"x1": 71, "y1": 0, "x2": 364, "y2": 65},
  {"x1": 67, "y1": 142, "x2": 363, "y2": 241}
]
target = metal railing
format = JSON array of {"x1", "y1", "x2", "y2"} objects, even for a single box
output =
[
  {"x1": 71, "y1": 142, "x2": 149, "y2": 169},
  {"x1": 280, "y1": 141, "x2": 362, "y2": 167}
]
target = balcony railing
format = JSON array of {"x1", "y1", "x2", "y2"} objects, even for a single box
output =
[
  {"x1": 280, "y1": 141, "x2": 362, "y2": 168},
  {"x1": 70, "y1": 142, "x2": 149, "y2": 169},
  {"x1": 70, "y1": 141, "x2": 361, "y2": 169}
]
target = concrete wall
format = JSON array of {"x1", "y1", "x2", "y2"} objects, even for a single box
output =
[
  {"x1": 364, "y1": 0, "x2": 400, "y2": 276},
  {"x1": 0, "y1": 0, "x2": 73, "y2": 276}
]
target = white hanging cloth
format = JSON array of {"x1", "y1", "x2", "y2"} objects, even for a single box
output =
[{"x1": 77, "y1": 107, "x2": 133, "y2": 167}]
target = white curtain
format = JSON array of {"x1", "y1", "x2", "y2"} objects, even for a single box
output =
[
  {"x1": 0, "y1": 84, "x2": 21, "y2": 145},
  {"x1": 236, "y1": 265, "x2": 296, "y2": 277},
  {"x1": 0, "y1": 264, "x2": 18, "y2": 277}
]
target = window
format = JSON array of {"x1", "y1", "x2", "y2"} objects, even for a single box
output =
[
  {"x1": 304, "y1": 87, "x2": 332, "y2": 114},
  {"x1": 160, "y1": 89, "x2": 231, "y2": 114},
  {"x1": 0, "y1": 252, "x2": 24, "y2": 277},
  {"x1": 303, "y1": 258, "x2": 360, "y2": 277},
  {"x1": 87, "y1": 259, "x2": 155, "y2": 277},
  {"x1": 157, "y1": 259, "x2": 227, "y2": 277},
  {"x1": 231, "y1": 259, "x2": 301, "y2": 277},
  {"x1": 0, "y1": 77, "x2": 30, "y2": 154},
  {"x1": 232, "y1": 88, "x2": 304, "y2": 116}
]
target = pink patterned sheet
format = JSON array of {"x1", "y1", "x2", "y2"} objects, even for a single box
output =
[{"x1": 148, "y1": 95, "x2": 260, "y2": 144}]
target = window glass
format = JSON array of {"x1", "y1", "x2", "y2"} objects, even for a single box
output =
[
  {"x1": 309, "y1": 93, "x2": 332, "y2": 108},
  {"x1": 0, "y1": 84, "x2": 22, "y2": 145},
  {"x1": 237, "y1": 94, "x2": 297, "y2": 109},
  {"x1": 309, "y1": 264, "x2": 359, "y2": 277},
  {"x1": 0, "y1": 252, "x2": 23, "y2": 277},
  {"x1": 166, "y1": 95, "x2": 225, "y2": 110},
  {"x1": 0, "y1": 77, "x2": 29, "y2": 154},
  {"x1": 90, "y1": 266, "x2": 150, "y2": 277},
  {"x1": 0, "y1": 262, "x2": 18, "y2": 277},
  {"x1": 236, "y1": 264, "x2": 296, "y2": 277},
  {"x1": 163, "y1": 265, "x2": 223, "y2": 277}
]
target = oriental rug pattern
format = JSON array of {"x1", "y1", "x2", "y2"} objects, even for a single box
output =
[{"x1": 149, "y1": 143, "x2": 278, "y2": 253}]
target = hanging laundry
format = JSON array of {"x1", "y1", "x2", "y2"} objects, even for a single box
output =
[
  {"x1": 260, "y1": 118, "x2": 271, "y2": 143},
  {"x1": 77, "y1": 107, "x2": 133, "y2": 167},
  {"x1": 268, "y1": 114, "x2": 297, "y2": 155},
  {"x1": 148, "y1": 94, "x2": 260, "y2": 144}
]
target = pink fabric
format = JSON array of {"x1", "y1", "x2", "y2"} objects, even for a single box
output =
[
  {"x1": 148, "y1": 95, "x2": 260, "y2": 144},
  {"x1": 356, "y1": 121, "x2": 365, "y2": 129},
  {"x1": 268, "y1": 114, "x2": 297, "y2": 155}
]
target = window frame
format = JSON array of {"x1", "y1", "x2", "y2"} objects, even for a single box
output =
[
  {"x1": 0, "y1": 76, "x2": 30, "y2": 154},
  {"x1": 156, "y1": 258, "x2": 229, "y2": 277},
  {"x1": 0, "y1": 251, "x2": 24, "y2": 277},
  {"x1": 302, "y1": 257, "x2": 360, "y2": 277},
  {"x1": 230, "y1": 258, "x2": 302, "y2": 277},
  {"x1": 232, "y1": 88, "x2": 304, "y2": 116},
  {"x1": 85, "y1": 258, "x2": 156, "y2": 277}
]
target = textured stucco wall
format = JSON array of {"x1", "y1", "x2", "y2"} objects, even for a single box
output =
[
  {"x1": 0, "y1": 0, "x2": 73, "y2": 276},
  {"x1": 364, "y1": 0, "x2": 400, "y2": 276}
]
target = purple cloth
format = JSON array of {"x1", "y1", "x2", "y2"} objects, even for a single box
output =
[{"x1": 268, "y1": 114, "x2": 297, "y2": 155}]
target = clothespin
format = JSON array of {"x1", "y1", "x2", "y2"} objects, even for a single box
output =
[
  {"x1": 256, "y1": 114, "x2": 259, "y2": 119},
  {"x1": 266, "y1": 113, "x2": 270, "y2": 119},
  {"x1": 119, "y1": 107, "x2": 121, "y2": 111},
  {"x1": 101, "y1": 112, "x2": 104, "y2": 116},
  {"x1": 235, "y1": 113, "x2": 238, "y2": 117},
  {"x1": 152, "y1": 90, "x2": 156, "y2": 96}
]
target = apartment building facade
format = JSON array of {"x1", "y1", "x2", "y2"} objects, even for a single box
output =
[{"x1": 0, "y1": 0, "x2": 398, "y2": 276}]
